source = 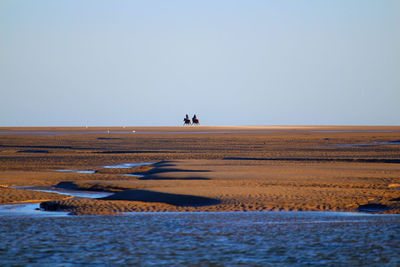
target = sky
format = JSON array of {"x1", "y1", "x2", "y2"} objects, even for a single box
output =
[{"x1": 1, "y1": 0, "x2": 399, "y2": 126}]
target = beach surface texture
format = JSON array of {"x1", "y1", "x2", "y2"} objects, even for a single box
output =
[{"x1": 0, "y1": 126, "x2": 399, "y2": 215}]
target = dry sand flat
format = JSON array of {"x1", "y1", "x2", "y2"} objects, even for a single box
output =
[{"x1": 0, "y1": 126, "x2": 399, "y2": 215}]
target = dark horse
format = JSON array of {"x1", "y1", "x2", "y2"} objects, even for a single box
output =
[
  {"x1": 192, "y1": 118, "x2": 200, "y2": 125},
  {"x1": 183, "y1": 118, "x2": 191, "y2": 125}
]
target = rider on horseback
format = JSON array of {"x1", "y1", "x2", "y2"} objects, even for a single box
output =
[
  {"x1": 184, "y1": 114, "x2": 190, "y2": 125},
  {"x1": 192, "y1": 114, "x2": 199, "y2": 124}
]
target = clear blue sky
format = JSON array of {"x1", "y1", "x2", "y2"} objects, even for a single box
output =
[{"x1": 1, "y1": 1, "x2": 399, "y2": 126}]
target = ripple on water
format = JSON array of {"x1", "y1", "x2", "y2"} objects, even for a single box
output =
[
  {"x1": 0, "y1": 212, "x2": 399, "y2": 265},
  {"x1": 0, "y1": 203, "x2": 69, "y2": 217}
]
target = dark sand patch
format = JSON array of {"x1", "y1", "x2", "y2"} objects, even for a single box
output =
[
  {"x1": 1, "y1": 145, "x2": 73, "y2": 149},
  {"x1": 18, "y1": 150, "x2": 49, "y2": 153},
  {"x1": 97, "y1": 150, "x2": 174, "y2": 154}
]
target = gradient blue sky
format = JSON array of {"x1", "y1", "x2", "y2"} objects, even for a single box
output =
[{"x1": 1, "y1": 1, "x2": 399, "y2": 126}]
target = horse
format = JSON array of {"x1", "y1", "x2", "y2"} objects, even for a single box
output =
[
  {"x1": 183, "y1": 118, "x2": 191, "y2": 125},
  {"x1": 192, "y1": 118, "x2": 199, "y2": 125}
]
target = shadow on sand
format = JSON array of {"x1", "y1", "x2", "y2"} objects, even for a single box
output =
[
  {"x1": 133, "y1": 160, "x2": 211, "y2": 180},
  {"x1": 101, "y1": 189, "x2": 221, "y2": 207},
  {"x1": 357, "y1": 203, "x2": 389, "y2": 212},
  {"x1": 18, "y1": 150, "x2": 50, "y2": 153}
]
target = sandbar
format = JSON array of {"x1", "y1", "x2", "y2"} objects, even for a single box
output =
[{"x1": 0, "y1": 126, "x2": 399, "y2": 215}]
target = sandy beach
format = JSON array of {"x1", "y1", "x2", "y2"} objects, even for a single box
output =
[{"x1": 1, "y1": 126, "x2": 399, "y2": 215}]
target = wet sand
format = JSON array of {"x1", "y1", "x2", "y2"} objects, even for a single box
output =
[{"x1": 1, "y1": 126, "x2": 399, "y2": 215}]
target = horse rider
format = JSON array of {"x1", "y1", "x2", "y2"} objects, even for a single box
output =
[
  {"x1": 192, "y1": 114, "x2": 197, "y2": 121},
  {"x1": 184, "y1": 114, "x2": 190, "y2": 124}
]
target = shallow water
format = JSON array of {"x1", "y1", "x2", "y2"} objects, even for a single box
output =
[
  {"x1": 11, "y1": 186, "x2": 113, "y2": 199},
  {"x1": 0, "y1": 187, "x2": 113, "y2": 217},
  {"x1": 123, "y1": 174, "x2": 144, "y2": 178},
  {"x1": 0, "y1": 203, "x2": 69, "y2": 217},
  {"x1": 0, "y1": 212, "x2": 399, "y2": 266},
  {"x1": 103, "y1": 162, "x2": 154, "y2": 168}
]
